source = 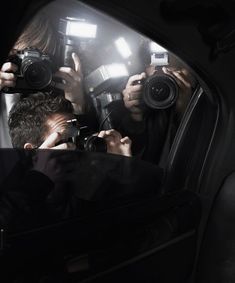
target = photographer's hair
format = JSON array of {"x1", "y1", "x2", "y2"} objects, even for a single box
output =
[
  {"x1": 8, "y1": 92, "x2": 73, "y2": 148},
  {"x1": 12, "y1": 10, "x2": 59, "y2": 57}
]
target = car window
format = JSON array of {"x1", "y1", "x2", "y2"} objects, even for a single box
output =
[
  {"x1": 0, "y1": 0, "x2": 218, "y2": 234},
  {"x1": 1, "y1": 0, "x2": 198, "y2": 164},
  {"x1": 0, "y1": 2, "x2": 222, "y2": 282}
]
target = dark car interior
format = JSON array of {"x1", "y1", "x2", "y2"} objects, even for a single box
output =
[{"x1": 1, "y1": 0, "x2": 235, "y2": 282}]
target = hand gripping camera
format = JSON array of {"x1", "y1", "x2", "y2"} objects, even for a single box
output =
[
  {"x1": 141, "y1": 41, "x2": 179, "y2": 110},
  {"x1": 62, "y1": 119, "x2": 107, "y2": 153},
  {"x1": 7, "y1": 47, "x2": 55, "y2": 92}
]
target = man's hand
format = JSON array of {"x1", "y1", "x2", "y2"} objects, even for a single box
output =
[
  {"x1": 98, "y1": 129, "x2": 132, "y2": 157},
  {"x1": 122, "y1": 72, "x2": 146, "y2": 121},
  {"x1": 162, "y1": 66, "x2": 192, "y2": 115},
  {"x1": 39, "y1": 132, "x2": 76, "y2": 150},
  {"x1": 53, "y1": 53, "x2": 85, "y2": 114},
  {"x1": 0, "y1": 62, "x2": 18, "y2": 90}
]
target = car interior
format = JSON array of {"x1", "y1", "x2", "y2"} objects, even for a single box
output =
[{"x1": 0, "y1": 0, "x2": 235, "y2": 282}]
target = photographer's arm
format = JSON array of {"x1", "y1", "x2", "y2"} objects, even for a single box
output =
[
  {"x1": 122, "y1": 72, "x2": 146, "y2": 122},
  {"x1": 0, "y1": 62, "x2": 21, "y2": 148},
  {"x1": 53, "y1": 53, "x2": 85, "y2": 115},
  {"x1": 0, "y1": 62, "x2": 17, "y2": 91},
  {"x1": 162, "y1": 66, "x2": 193, "y2": 117},
  {"x1": 117, "y1": 73, "x2": 148, "y2": 156}
]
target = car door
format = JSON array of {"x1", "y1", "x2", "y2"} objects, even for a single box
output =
[{"x1": 0, "y1": 0, "x2": 225, "y2": 282}]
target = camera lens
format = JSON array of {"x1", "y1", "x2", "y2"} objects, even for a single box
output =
[
  {"x1": 143, "y1": 74, "x2": 178, "y2": 109},
  {"x1": 21, "y1": 58, "x2": 52, "y2": 89},
  {"x1": 83, "y1": 135, "x2": 107, "y2": 152}
]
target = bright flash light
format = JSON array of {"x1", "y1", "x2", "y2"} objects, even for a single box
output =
[
  {"x1": 115, "y1": 37, "x2": 132, "y2": 59},
  {"x1": 106, "y1": 63, "x2": 129, "y2": 78},
  {"x1": 149, "y1": 41, "x2": 167, "y2": 53},
  {"x1": 66, "y1": 20, "x2": 97, "y2": 38},
  {"x1": 84, "y1": 63, "x2": 129, "y2": 94}
]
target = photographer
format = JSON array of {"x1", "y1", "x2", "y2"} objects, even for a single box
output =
[
  {"x1": 8, "y1": 92, "x2": 132, "y2": 156},
  {"x1": 121, "y1": 40, "x2": 197, "y2": 165},
  {"x1": 6, "y1": 91, "x2": 132, "y2": 221},
  {"x1": 2, "y1": 92, "x2": 163, "y2": 283},
  {"x1": 0, "y1": 9, "x2": 86, "y2": 148}
]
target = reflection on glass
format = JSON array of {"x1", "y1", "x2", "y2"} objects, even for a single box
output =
[
  {"x1": 0, "y1": 0, "x2": 201, "y2": 233},
  {"x1": 0, "y1": 0, "x2": 199, "y2": 166},
  {"x1": 0, "y1": 1, "x2": 207, "y2": 282}
]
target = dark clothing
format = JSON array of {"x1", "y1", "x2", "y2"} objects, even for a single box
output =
[
  {"x1": 0, "y1": 152, "x2": 54, "y2": 233},
  {"x1": 0, "y1": 150, "x2": 164, "y2": 283},
  {"x1": 109, "y1": 100, "x2": 175, "y2": 166},
  {"x1": 0, "y1": 149, "x2": 164, "y2": 233},
  {"x1": 73, "y1": 92, "x2": 174, "y2": 166}
]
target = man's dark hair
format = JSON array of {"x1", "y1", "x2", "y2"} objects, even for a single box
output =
[{"x1": 8, "y1": 92, "x2": 74, "y2": 148}]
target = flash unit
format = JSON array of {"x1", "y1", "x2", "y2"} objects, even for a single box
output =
[
  {"x1": 114, "y1": 37, "x2": 132, "y2": 59},
  {"x1": 149, "y1": 41, "x2": 169, "y2": 67},
  {"x1": 59, "y1": 17, "x2": 97, "y2": 38},
  {"x1": 84, "y1": 63, "x2": 129, "y2": 95},
  {"x1": 58, "y1": 17, "x2": 97, "y2": 68}
]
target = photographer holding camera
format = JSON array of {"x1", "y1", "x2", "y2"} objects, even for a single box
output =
[
  {"x1": 121, "y1": 39, "x2": 197, "y2": 165},
  {"x1": 0, "y1": 9, "x2": 86, "y2": 148},
  {"x1": 8, "y1": 92, "x2": 132, "y2": 155},
  {"x1": 6, "y1": 91, "x2": 131, "y2": 218}
]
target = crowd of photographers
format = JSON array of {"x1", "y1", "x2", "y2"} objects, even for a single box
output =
[
  {"x1": 0, "y1": 8, "x2": 135, "y2": 226},
  {"x1": 0, "y1": 7, "x2": 197, "y2": 157},
  {"x1": 0, "y1": 10, "x2": 92, "y2": 150},
  {"x1": 0, "y1": 5, "x2": 200, "y2": 283},
  {"x1": 0, "y1": 5, "x2": 198, "y2": 233},
  {"x1": 0, "y1": 10, "x2": 135, "y2": 157}
]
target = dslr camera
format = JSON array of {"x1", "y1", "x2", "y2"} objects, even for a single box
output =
[
  {"x1": 7, "y1": 47, "x2": 55, "y2": 92},
  {"x1": 140, "y1": 42, "x2": 179, "y2": 110},
  {"x1": 64, "y1": 119, "x2": 107, "y2": 153}
]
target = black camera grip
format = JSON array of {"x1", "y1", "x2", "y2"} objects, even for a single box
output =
[{"x1": 63, "y1": 44, "x2": 75, "y2": 70}]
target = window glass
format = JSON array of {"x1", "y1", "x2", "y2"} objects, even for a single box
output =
[
  {"x1": 0, "y1": 0, "x2": 199, "y2": 164},
  {"x1": 0, "y1": 0, "x2": 209, "y2": 232}
]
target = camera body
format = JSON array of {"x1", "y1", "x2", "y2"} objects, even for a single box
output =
[
  {"x1": 8, "y1": 48, "x2": 55, "y2": 92},
  {"x1": 64, "y1": 119, "x2": 107, "y2": 153}
]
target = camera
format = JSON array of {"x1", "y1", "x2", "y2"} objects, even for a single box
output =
[
  {"x1": 7, "y1": 48, "x2": 55, "y2": 92},
  {"x1": 139, "y1": 41, "x2": 179, "y2": 110},
  {"x1": 78, "y1": 132, "x2": 107, "y2": 153},
  {"x1": 64, "y1": 119, "x2": 107, "y2": 153},
  {"x1": 142, "y1": 73, "x2": 179, "y2": 110}
]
